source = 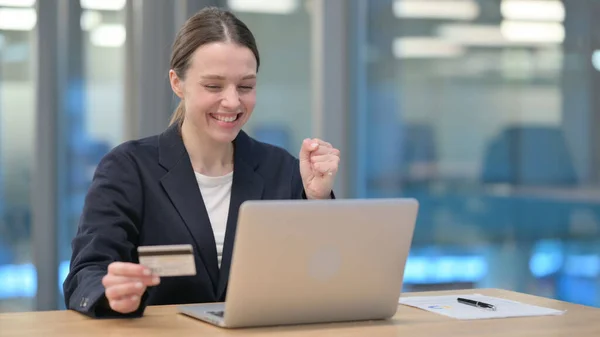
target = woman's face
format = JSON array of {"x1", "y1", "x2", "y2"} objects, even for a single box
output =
[{"x1": 170, "y1": 41, "x2": 257, "y2": 143}]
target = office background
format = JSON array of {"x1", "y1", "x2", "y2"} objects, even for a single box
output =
[{"x1": 1, "y1": 0, "x2": 600, "y2": 312}]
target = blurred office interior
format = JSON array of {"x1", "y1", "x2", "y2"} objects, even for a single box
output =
[{"x1": 1, "y1": 0, "x2": 600, "y2": 312}]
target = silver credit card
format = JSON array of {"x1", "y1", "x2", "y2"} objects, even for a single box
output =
[{"x1": 137, "y1": 244, "x2": 197, "y2": 277}]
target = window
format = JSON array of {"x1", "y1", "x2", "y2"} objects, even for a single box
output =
[
  {"x1": 0, "y1": 3, "x2": 36, "y2": 312},
  {"x1": 355, "y1": 0, "x2": 600, "y2": 306}
]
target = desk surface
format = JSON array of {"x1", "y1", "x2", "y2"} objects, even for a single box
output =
[{"x1": 1, "y1": 288, "x2": 599, "y2": 337}]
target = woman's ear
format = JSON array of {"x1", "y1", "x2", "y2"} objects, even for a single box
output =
[{"x1": 169, "y1": 69, "x2": 184, "y2": 99}]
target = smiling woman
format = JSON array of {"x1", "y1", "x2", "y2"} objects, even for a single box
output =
[{"x1": 62, "y1": 6, "x2": 340, "y2": 318}]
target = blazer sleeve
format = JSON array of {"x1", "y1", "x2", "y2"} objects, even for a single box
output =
[
  {"x1": 291, "y1": 158, "x2": 336, "y2": 200},
  {"x1": 62, "y1": 145, "x2": 147, "y2": 318}
]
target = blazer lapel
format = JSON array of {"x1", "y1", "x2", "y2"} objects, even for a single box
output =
[
  {"x1": 158, "y1": 125, "x2": 220, "y2": 291},
  {"x1": 216, "y1": 132, "x2": 264, "y2": 300}
]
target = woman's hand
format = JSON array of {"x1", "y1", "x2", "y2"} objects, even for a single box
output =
[
  {"x1": 299, "y1": 138, "x2": 340, "y2": 199},
  {"x1": 102, "y1": 262, "x2": 160, "y2": 314}
]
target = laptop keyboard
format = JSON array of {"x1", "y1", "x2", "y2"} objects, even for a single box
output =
[{"x1": 208, "y1": 311, "x2": 225, "y2": 317}]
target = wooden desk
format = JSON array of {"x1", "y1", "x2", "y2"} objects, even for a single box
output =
[{"x1": 1, "y1": 289, "x2": 599, "y2": 337}]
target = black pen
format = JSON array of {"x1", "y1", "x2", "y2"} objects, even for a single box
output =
[{"x1": 457, "y1": 297, "x2": 497, "y2": 311}]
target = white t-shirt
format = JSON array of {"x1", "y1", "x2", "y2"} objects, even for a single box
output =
[{"x1": 194, "y1": 171, "x2": 233, "y2": 268}]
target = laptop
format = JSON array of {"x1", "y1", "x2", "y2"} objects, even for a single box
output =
[{"x1": 177, "y1": 198, "x2": 419, "y2": 328}]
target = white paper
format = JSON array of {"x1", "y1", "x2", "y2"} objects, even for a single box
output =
[{"x1": 399, "y1": 293, "x2": 566, "y2": 320}]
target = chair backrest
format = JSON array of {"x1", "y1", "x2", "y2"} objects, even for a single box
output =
[{"x1": 480, "y1": 125, "x2": 578, "y2": 186}]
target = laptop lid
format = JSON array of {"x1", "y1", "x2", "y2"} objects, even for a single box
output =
[{"x1": 222, "y1": 198, "x2": 419, "y2": 328}]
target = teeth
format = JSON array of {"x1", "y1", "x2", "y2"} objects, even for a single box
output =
[{"x1": 212, "y1": 114, "x2": 238, "y2": 123}]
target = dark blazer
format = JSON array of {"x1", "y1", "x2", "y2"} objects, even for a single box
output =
[{"x1": 63, "y1": 124, "x2": 325, "y2": 318}]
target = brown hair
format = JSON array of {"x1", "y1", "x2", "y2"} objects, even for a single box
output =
[{"x1": 169, "y1": 7, "x2": 260, "y2": 126}]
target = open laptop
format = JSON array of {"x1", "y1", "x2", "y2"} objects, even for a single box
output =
[{"x1": 177, "y1": 198, "x2": 419, "y2": 328}]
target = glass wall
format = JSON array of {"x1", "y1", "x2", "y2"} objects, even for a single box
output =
[
  {"x1": 355, "y1": 0, "x2": 600, "y2": 306},
  {"x1": 0, "y1": 2, "x2": 36, "y2": 312},
  {"x1": 0, "y1": 0, "x2": 127, "y2": 312},
  {"x1": 223, "y1": 0, "x2": 312, "y2": 155},
  {"x1": 2, "y1": 0, "x2": 600, "y2": 313}
]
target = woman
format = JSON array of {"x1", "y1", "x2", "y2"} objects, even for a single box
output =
[{"x1": 63, "y1": 7, "x2": 340, "y2": 318}]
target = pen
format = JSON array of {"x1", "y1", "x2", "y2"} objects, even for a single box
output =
[{"x1": 457, "y1": 297, "x2": 497, "y2": 311}]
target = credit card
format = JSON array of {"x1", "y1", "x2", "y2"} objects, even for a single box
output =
[{"x1": 137, "y1": 244, "x2": 196, "y2": 277}]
